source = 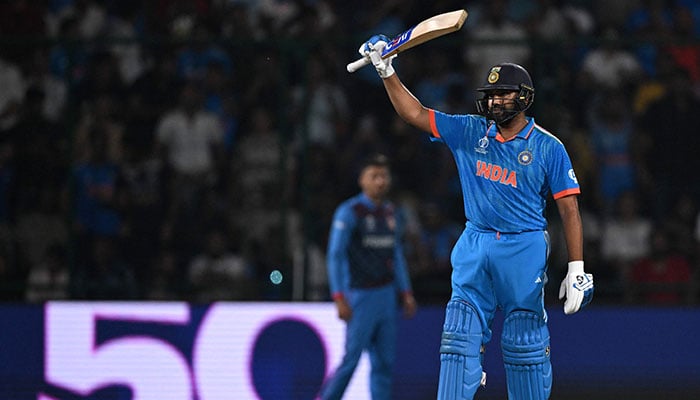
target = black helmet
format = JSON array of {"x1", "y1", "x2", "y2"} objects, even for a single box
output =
[{"x1": 475, "y1": 63, "x2": 535, "y2": 125}]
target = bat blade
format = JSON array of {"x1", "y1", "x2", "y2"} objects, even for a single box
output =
[{"x1": 347, "y1": 9, "x2": 468, "y2": 73}]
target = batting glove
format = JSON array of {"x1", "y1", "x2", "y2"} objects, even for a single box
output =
[
  {"x1": 358, "y1": 34, "x2": 396, "y2": 78},
  {"x1": 558, "y1": 261, "x2": 594, "y2": 315}
]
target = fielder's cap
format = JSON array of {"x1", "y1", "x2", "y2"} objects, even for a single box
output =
[{"x1": 476, "y1": 63, "x2": 534, "y2": 93}]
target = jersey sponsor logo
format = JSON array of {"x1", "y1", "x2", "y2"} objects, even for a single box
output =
[
  {"x1": 362, "y1": 234, "x2": 395, "y2": 249},
  {"x1": 518, "y1": 150, "x2": 533, "y2": 165},
  {"x1": 475, "y1": 136, "x2": 489, "y2": 154},
  {"x1": 475, "y1": 160, "x2": 518, "y2": 188},
  {"x1": 568, "y1": 168, "x2": 578, "y2": 184}
]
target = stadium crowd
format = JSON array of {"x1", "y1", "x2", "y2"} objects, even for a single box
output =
[{"x1": 0, "y1": 0, "x2": 699, "y2": 306}]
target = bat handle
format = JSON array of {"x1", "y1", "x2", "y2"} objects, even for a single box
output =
[{"x1": 346, "y1": 56, "x2": 371, "y2": 73}]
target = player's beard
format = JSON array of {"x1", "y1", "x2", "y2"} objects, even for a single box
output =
[{"x1": 490, "y1": 102, "x2": 518, "y2": 125}]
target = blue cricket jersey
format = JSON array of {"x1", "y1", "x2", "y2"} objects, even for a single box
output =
[
  {"x1": 429, "y1": 110, "x2": 580, "y2": 233},
  {"x1": 327, "y1": 193, "x2": 413, "y2": 299}
]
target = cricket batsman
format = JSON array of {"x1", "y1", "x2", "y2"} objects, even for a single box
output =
[{"x1": 356, "y1": 35, "x2": 594, "y2": 400}]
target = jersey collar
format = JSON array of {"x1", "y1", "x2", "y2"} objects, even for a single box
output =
[
  {"x1": 359, "y1": 193, "x2": 386, "y2": 209},
  {"x1": 487, "y1": 117, "x2": 536, "y2": 142}
]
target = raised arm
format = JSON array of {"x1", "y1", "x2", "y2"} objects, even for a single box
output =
[
  {"x1": 382, "y1": 75, "x2": 432, "y2": 133},
  {"x1": 359, "y1": 35, "x2": 432, "y2": 133}
]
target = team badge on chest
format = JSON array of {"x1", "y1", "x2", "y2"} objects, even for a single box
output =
[{"x1": 518, "y1": 150, "x2": 533, "y2": 165}]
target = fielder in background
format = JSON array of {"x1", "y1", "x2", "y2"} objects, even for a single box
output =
[
  {"x1": 357, "y1": 35, "x2": 594, "y2": 400},
  {"x1": 320, "y1": 154, "x2": 417, "y2": 400}
]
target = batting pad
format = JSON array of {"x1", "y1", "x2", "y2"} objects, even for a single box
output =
[
  {"x1": 437, "y1": 300, "x2": 483, "y2": 400},
  {"x1": 501, "y1": 311, "x2": 552, "y2": 400}
]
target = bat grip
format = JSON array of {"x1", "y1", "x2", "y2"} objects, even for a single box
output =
[{"x1": 346, "y1": 56, "x2": 371, "y2": 73}]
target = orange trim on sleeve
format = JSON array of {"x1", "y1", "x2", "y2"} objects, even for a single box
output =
[
  {"x1": 553, "y1": 188, "x2": 581, "y2": 199},
  {"x1": 429, "y1": 109, "x2": 440, "y2": 138}
]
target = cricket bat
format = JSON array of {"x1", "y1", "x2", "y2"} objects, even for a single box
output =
[{"x1": 346, "y1": 9, "x2": 468, "y2": 73}]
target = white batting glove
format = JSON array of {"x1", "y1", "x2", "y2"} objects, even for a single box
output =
[
  {"x1": 358, "y1": 34, "x2": 396, "y2": 78},
  {"x1": 558, "y1": 261, "x2": 594, "y2": 315}
]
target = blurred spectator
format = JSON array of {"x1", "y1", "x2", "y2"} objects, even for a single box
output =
[
  {"x1": 6, "y1": 86, "x2": 69, "y2": 209},
  {"x1": 254, "y1": 0, "x2": 334, "y2": 38},
  {"x1": 187, "y1": 228, "x2": 257, "y2": 302},
  {"x1": 577, "y1": 27, "x2": 644, "y2": 102},
  {"x1": 72, "y1": 51, "x2": 127, "y2": 109},
  {"x1": 529, "y1": 0, "x2": 596, "y2": 40},
  {"x1": 24, "y1": 48, "x2": 68, "y2": 122},
  {"x1": 67, "y1": 129, "x2": 123, "y2": 275},
  {"x1": 48, "y1": 15, "x2": 90, "y2": 87},
  {"x1": 678, "y1": 0, "x2": 700, "y2": 37},
  {"x1": 73, "y1": 0, "x2": 108, "y2": 40},
  {"x1": 147, "y1": 0, "x2": 210, "y2": 38},
  {"x1": 119, "y1": 138, "x2": 167, "y2": 290},
  {"x1": 627, "y1": 227, "x2": 695, "y2": 305},
  {"x1": 623, "y1": 0, "x2": 674, "y2": 77},
  {"x1": 600, "y1": 190, "x2": 653, "y2": 297},
  {"x1": 638, "y1": 65, "x2": 700, "y2": 216},
  {"x1": 220, "y1": 2, "x2": 261, "y2": 39},
  {"x1": 155, "y1": 81, "x2": 224, "y2": 216},
  {"x1": 74, "y1": 92, "x2": 124, "y2": 164},
  {"x1": 464, "y1": 0, "x2": 531, "y2": 88},
  {"x1": 586, "y1": 90, "x2": 640, "y2": 215},
  {"x1": 106, "y1": 2, "x2": 147, "y2": 85},
  {"x1": 290, "y1": 52, "x2": 349, "y2": 150},
  {"x1": 632, "y1": 51, "x2": 677, "y2": 116},
  {"x1": 129, "y1": 49, "x2": 183, "y2": 125},
  {"x1": 665, "y1": 4, "x2": 700, "y2": 86},
  {"x1": 272, "y1": 0, "x2": 338, "y2": 39},
  {"x1": 25, "y1": 245, "x2": 70, "y2": 303},
  {"x1": 175, "y1": 22, "x2": 232, "y2": 81},
  {"x1": 201, "y1": 61, "x2": 235, "y2": 121},
  {"x1": 125, "y1": 50, "x2": 183, "y2": 161},
  {"x1": 0, "y1": 49, "x2": 25, "y2": 130},
  {"x1": 230, "y1": 106, "x2": 287, "y2": 243}
]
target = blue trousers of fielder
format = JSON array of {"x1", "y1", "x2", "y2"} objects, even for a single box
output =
[
  {"x1": 438, "y1": 223, "x2": 552, "y2": 400},
  {"x1": 320, "y1": 284, "x2": 398, "y2": 400}
]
